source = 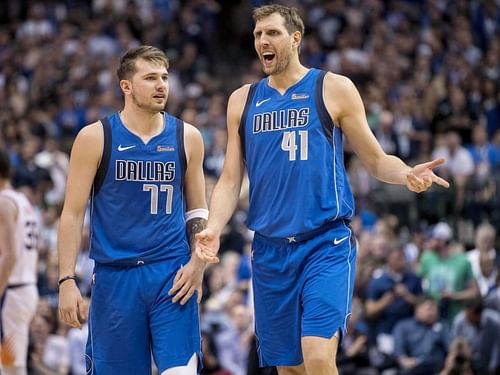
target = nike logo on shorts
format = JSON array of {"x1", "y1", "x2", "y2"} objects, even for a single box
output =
[
  {"x1": 333, "y1": 236, "x2": 349, "y2": 245},
  {"x1": 118, "y1": 145, "x2": 136, "y2": 151},
  {"x1": 256, "y1": 98, "x2": 271, "y2": 107}
]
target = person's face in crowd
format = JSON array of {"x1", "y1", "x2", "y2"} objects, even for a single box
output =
[
  {"x1": 464, "y1": 307, "x2": 482, "y2": 326},
  {"x1": 415, "y1": 300, "x2": 438, "y2": 325},
  {"x1": 230, "y1": 304, "x2": 251, "y2": 332},
  {"x1": 475, "y1": 226, "x2": 495, "y2": 251},
  {"x1": 253, "y1": 12, "x2": 298, "y2": 76},
  {"x1": 123, "y1": 58, "x2": 169, "y2": 113},
  {"x1": 387, "y1": 249, "x2": 406, "y2": 274}
]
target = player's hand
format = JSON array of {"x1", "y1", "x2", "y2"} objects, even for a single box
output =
[
  {"x1": 168, "y1": 253, "x2": 206, "y2": 305},
  {"x1": 406, "y1": 157, "x2": 450, "y2": 193},
  {"x1": 195, "y1": 228, "x2": 221, "y2": 264},
  {"x1": 58, "y1": 281, "x2": 86, "y2": 329}
]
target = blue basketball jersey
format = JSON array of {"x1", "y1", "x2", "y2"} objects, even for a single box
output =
[
  {"x1": 89, "y1": 112, "x2": 189, "y2": 264},
  {"x1": 240, "y1": 69, "x2": 354, "y2": 238}
]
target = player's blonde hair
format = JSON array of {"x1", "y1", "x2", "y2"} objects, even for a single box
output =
[
  {"x1": 117, "y1": 45, "x2": 169, "y2": 81},
  {"x1": 252, "y1": 4, "x2": 305, "y2": 37}
]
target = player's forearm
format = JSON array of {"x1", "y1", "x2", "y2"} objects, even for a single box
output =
[
  {"x1": 372, "y1": 154, "x2": 411, "y2": 185},
  {"x1": 57, "y1": 212, "x2": 84, "y2": 278},
  {"x1": 207, "y1": 178, "x2": 242, "y2": 235}
]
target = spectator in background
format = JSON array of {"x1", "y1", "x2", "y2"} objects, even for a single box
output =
[
  {"x1": 466, "y1": 222, "x2": 498, "y2": 297},
  {"x1": 431, "y1": 131, "x2": 474, "y2": 213},
  {"x1": 365, "y1": 247, "x2": 423, "y2": 362},
  {"x1": 451, "y1": 297, "x2": 500, "y2": 375},
  {"x1": 419, "y1": 222, "x2": 479, "y2": 321},
  {"x1": 393, "y1": 297, "x2": 450, "y2": 375}
]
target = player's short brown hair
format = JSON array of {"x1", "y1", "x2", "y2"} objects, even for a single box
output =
[
  {"x1": 253, "y1": 4, "x2": 305, "y2": 36},
  {"x1": 117, "y1": 45, "x2": 169, "y2": 81}
]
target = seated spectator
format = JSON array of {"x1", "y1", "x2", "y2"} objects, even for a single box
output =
[
  {"x1": 419, "y1": 222, "x2": 479, "y2": 321},
  {"x1": 393, "y1": 297, "x2": 450, "y2": 375},
  {"x1": 466, "y1": 222, "x2": 498, "y2": 297},
  {"x1": 451, "y1": 297, "x2": 500, "y2": 375},
  {"x1": 365, "y1": 247, "x2": 422, "y2": 357}
]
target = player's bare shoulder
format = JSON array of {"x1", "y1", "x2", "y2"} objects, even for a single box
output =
[
  {"x1": 70, "y1": 121, "x2": 105, "y2": 168},
  {"x1": 182, "y1": 121, "x2": 204, "y2": 163},
  {"x1": 323, "y1": 72, "x2": 361, "y2": 125},
  {"x1": 227, "y1": 84, "x2": 252, "y2": 128}
]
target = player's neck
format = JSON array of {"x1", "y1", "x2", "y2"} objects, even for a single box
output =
[
  {"x1": 268, "y1": 62, "x2": 309, "y2": 93},
  {"x1": 119, "y1": 108, "x2": 164, "y2": 139}
]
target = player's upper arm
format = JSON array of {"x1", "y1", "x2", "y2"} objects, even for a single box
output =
[
  {"x1": 61, "y1": 122, "x2": 103, "y2": 219},
  {"x1": 220, "y1": 85, "x2": 251, "y2": 185},
  {"x1": 0, "y1": 196, "x2": 17, "y2": 258},
  {"x1": 183, "y1": 122, "x2": 207, "y2": 211},
  {"x1": 323, "y1": 73, "x2": 386, "y2": 175}
]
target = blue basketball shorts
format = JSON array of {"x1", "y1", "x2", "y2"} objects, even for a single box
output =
[
  {"x1": 251, "y1": 220, "x2": 357, "y2": 367},
  {"x1": 86, "y1": 256, "x2": 201, "y2": 374}
]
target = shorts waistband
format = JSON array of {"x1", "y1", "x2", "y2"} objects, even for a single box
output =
[
  {"x1": 254, "y1": 219, "x2": 349, "y2": 245},
  {"x1": 7, "y1": 282, "x2": 35, "y2": 289}
]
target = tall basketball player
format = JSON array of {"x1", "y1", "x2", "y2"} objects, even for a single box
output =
[
  {"x1": 58, "y1": 46, "x2": 208, "y2": 375},
  {"x1": 0, "y1": 149, "x2": 39, "y2": 375},
  {"x1": 195, "y1": 4, "x2": 450, "y2": 375}
]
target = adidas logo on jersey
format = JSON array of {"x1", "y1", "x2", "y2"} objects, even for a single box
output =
[{"x1": 291, "y1": 93, "x2": 309, "y2": 100}]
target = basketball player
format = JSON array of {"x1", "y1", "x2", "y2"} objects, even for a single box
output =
[
  {"x1": 58, "y1": 46, "x2": 207, "y2": 375},
  {"x1": 0, "y1": 149, "x2": 39, "y2": 375},
  {"x1": 195, "y1": 5, "x2": 450, "y2": 375}
]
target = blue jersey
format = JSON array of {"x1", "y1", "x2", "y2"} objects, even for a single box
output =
[
  {"x1": 240, "y1": 69, "x2": 354, "y2": 238},
  {"x1": 89, "y1": 112, "x2": 189, "y2": 264}
]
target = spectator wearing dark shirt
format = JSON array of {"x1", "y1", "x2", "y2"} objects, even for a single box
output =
[
  {"x1": 365, "y1": 247, "x2": 423, "y2": 343},
  {"x1": 452, "y1": 297, "x2": 500, "y2": 375},
  {"x1": 393, "y1": 297, "x2": 450, "y2": 375}
]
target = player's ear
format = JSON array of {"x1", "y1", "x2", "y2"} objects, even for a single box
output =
[
  {"x1": 120, "y1": 80, "x2": 131, "y2": 94},
  {"x1": 292, "y1": 31, "x2": 301, "y2": 50}
]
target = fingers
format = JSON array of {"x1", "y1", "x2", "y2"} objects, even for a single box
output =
[
  {"x1": 419, "y1": 157, "x2": 446, "y2": 170},
  {"x1": 407, "y1": 173, "x2": 425, "y2": 192},
  {"x1": 431, "y1": 173, "x2": 450, "y2": 188},
  {"x1": 78, "y1": 300, "x2": 88, "y2": 323},
  {"x1": 196, "y1": 286, "x2": 202, "y2": 304},
  {"x1": 168, "y1": 268, "x2": 184, "y2": 296},
  {"x1": 195, "y1": 246, "x2": 220, "y2": 264},
  {"x1": 59, "y1": 305, "x2": 82, "y2": 328}
]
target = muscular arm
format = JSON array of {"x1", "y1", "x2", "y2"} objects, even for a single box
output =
[
  {"x1": 183, "y1": 123, "x2": 208, "y2": 247},
  {"x1": 57, "y1": 122, "x2": 103, "y2": 280},
  {"x1": 0, "y1": 197, "x2": 17, "y2": 296},
  {"x1": 206, "y1": 86, "x2": 249, "y2": 235},
  {"x1": 324, "y1": 74, "x2": 448, "y2": 190},
  {"x1": 324, "y1": 74, "x2": 410, "y2": 183}
]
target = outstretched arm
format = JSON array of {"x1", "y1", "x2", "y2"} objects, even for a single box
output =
[
  {"x1": 195, "y1": 85, "x2": 249, "y2": 263},
  {"x1": 58, "y1": 122, "x2": 102, "y2": 328},
  {"x1": 324, "y1": 73, "x2": 449, "y2": 192}
]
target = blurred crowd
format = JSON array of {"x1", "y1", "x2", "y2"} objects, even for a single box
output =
[{"x1": 0, "y1": 0, "x2": 499, "y2": 374}]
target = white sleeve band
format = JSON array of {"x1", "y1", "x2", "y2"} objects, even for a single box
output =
[{"x1": 184, "y1": 208, "x2": 209, "y2": 222}]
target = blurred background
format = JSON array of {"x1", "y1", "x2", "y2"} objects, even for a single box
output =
[{"x1": 0, "y1": 0, "x2": 499, "y2": 374}]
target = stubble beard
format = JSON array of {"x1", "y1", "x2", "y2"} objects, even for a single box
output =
[
  {"x1": 131, "y1": 92, "x2": 165, "y2": 113},
  {"x1": 264, "y1": 48, "x2": 292, "y2": 76}
]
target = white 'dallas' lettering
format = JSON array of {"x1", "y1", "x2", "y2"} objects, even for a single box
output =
[
  {"x1": 115, "y1": 160, "x2": 176, "y2": 182},
  {"x1": 253, "y1": 107, "x2": 309, "y2": 134}
]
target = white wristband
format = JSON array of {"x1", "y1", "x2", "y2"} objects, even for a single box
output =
[{"x1": 184, "y1": 208, "x2": 209, "y2": 222}]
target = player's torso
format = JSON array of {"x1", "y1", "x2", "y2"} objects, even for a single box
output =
[
  {"x1": 0, "y1": 189, "x2": 38, "y2": 284},
  {"x1": 90, "y1": 112, "x2": 188, "y2": 264},
  {"x1": 241, "y1": 68, "x2": 354, "y2": 237}
]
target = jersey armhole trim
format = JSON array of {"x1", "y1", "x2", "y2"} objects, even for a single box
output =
[
  {"x1": 315, "y1": 71, "x2": 335, "y2": 146},
  {"x1": 93, "y1": 117, "x2": 112, "y2": 195},
  {"x1": 238, "y1": 84, "x2": 257, "y2": 162},
  {"x1": 176, "y1": 118, "x2": 187, "y2": 190}
]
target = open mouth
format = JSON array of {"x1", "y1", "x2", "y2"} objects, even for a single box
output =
[{"x1": 262, "y1": 52, "x2": 275, "y2": 65}]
